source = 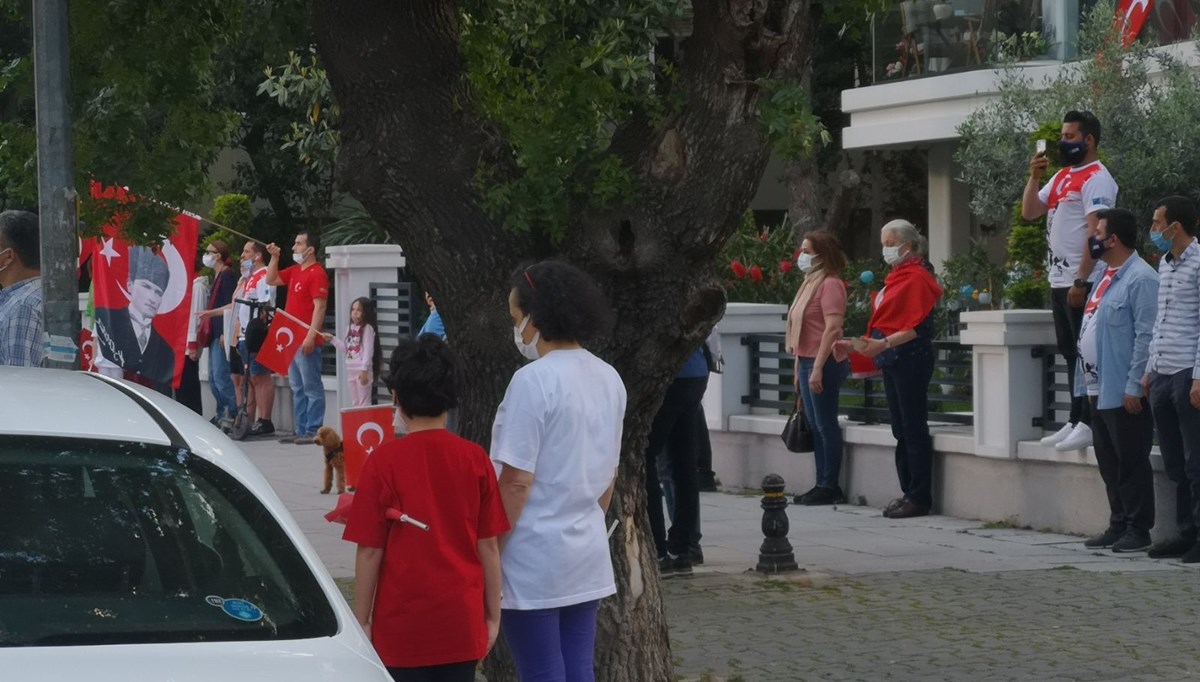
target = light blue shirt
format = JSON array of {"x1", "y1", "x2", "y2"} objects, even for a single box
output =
[
  {"x1": 1074, "y1": 254, "x2": 1158, "y2": 410},
  {"x1": 417, "y1": 309, "x2": 445, "y2": 340},
  {"x1": 0, "y1": 276, "x2": 44, "y2": 367}
]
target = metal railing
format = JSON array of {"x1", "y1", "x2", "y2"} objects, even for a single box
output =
[
  {"x1": 742, "y1": 333, "x2": 974, "y2": 426},
  {"x1": 1037, "y1": 346, "x2": 1070, "y2": 433}
]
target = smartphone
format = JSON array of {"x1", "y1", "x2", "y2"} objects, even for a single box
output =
[{"x1": 1036, "y1": 139, "x2": 1047, "y2": 157}]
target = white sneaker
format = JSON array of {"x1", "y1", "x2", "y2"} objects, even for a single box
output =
[
  {"x1": 1040, "y1": 422, "x2": 1075, "y2": 447},
  {"x1": 1055, "y1": 422, "x2": 1093, "y2": 451}
]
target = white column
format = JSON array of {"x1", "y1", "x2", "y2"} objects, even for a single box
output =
[
  {"x1": 323, "y1": 245, "x2": 406, "y2": 418},
  {"x1": 960, "y1": 309, "x2": 1058, "y2": 458},
  {"x1": 926, "y1": 142, "x2": 972, "y2": 273},
  {"x1": 706, "y1": 302, "x2": 788, "y2": 430}
]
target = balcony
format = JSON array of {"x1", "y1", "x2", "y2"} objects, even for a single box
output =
[{"x1": 866, "y1": 0, "x2": 1199, "y2": 86}]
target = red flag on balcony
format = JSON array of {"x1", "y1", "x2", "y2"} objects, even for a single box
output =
[
  {"x1": 255, "y1": 311, "x2": 308, "y2": 376},
  {"x1": 1115, "y1": 0, "x2": 1153, "y2": 47},
  {"x1": 341, "y1": 405, "x2": 396, "y2": 488}
]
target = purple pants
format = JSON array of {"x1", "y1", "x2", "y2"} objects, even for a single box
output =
[{"x1": 502, "y1": 600, "x2": 600, "y2": 682}]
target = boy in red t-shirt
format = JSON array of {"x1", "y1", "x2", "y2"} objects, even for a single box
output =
[{"x1": 344, "y1": 335, "x2": 508, "y2": 682}]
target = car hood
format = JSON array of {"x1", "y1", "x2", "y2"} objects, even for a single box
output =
[{"x1": 2, "y1": 635, "x2": 391, "y2": 681}]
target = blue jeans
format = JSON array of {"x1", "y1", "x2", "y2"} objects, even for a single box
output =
[
  {"x1": 881, "y1": 341, "x2": 936, "y2": 509},
  {"x1": 797, "y1": 356, "x2": 849, "y2": 488},
  {"x1": 288, "y1": 345, "x2": 325, "y2": 437},
  {"x1": 503, "y1": 600, "x2": 600, "y2": 682},
  {"x1": 207, "y1": 337, "x2": 237, "y2": 419}
]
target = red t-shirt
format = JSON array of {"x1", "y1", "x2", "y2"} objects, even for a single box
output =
[
  {"x1": 277, "y1": 263, "x2": 329, "y2": 325},
  {"x1": 343, "y1": 430, "x2": 510, "y2": 668}
]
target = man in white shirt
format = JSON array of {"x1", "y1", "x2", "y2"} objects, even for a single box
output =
[
  {"x1": 1142, "y1": 196, "x2": 1200, "y2": 563},
  {"x1": 1022, "y1": 110, "x2": 1118, "y2": 452}
]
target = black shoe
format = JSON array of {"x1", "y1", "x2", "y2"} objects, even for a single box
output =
[
  {"x1": 698, "y1": 477, "x2": 719, "y2": 493},
  {"x1": 1181, "y1": 543, "x2": 1200, "y2": 564},
  {"x1": 688, "y1": 545, "x2": 704, "y2": 565},
  {"x1": 802, "y1": 486, "x2": 847, "y2": 506},
  {"x1": 793, "y1": 485, "x2": 821, "y2": 505},
  {"x1": 1148, "y1": 536, "x2": 1194, "y2": 559},
  {"x1": 886, "y1": 499, "x2": 929, "y2": 519},
  {"x1": 249, "y1": 419, "x2": 275, "y2": 437},
  {"x1": 1084, "y1": 526, "x2": 1125, "y2": 549},
  {"x1": 1112, "y1": 529, "x2": 1152, "y2": 553},
  {"x1": 882, "y1": 497, "x2": 906, "y2": 517},
  {"x1": 659, "y1": 553, "x2": 693, "y2": 578}
]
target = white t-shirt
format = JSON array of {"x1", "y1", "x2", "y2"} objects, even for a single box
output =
[
  {"x1": 490, "y1": 348, "x2": 627, "y2": 610},
  {"x1": 234, "y1": 268, "x2": 274, "y2": 339},
  {"x1": 1078, "y1": 268, "x2": 1119, "y2": 396},
  {"x1": 1037, "y1": 160, "x2": 1118, "y2": 288}
]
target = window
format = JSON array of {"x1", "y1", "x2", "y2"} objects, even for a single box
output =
[{"x1": 0, "y1": 437, "x2": 337, "y2": 646}]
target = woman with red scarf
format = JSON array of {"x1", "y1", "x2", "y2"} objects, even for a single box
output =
[{"x1": 850, "y1": 220, "x2": 943, "y2": 519}]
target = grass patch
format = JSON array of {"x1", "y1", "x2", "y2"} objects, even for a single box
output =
[{"x1": 980, "y1": 516, "x2": 1031, "y2": 530}]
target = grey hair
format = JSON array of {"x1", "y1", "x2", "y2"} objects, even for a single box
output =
[{"x1": 880, "y1": 219, "x2": 928, "y2": 257}]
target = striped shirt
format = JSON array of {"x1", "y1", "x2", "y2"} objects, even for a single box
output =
[
  {"x1": 1148, "y1": 239, "x2": 1200, "y2": 378},
  {"x1": 0, "y1": 276, "x2": 44, "y2": 367}
]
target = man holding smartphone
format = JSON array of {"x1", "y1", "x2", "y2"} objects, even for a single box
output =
[{"x1": 1022, "y1": 110, "x2": 1118, "y2": 452}]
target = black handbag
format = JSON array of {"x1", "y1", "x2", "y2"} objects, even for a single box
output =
[{"x1": 781, "y1": 397, "x2": 814, "y2": 453}]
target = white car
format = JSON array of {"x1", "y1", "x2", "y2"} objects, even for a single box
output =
[{"x1": 0, "y1": 367, "x2": 390, "y2": 681}]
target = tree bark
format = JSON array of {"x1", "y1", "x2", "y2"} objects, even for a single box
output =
[{"x1": 310, "y1": 2, "x2": 812, "y2": 680}]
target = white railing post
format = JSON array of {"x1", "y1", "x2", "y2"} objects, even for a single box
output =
[{"x1": 959, "y1": 309, "x2": 1057, "y2": 458}]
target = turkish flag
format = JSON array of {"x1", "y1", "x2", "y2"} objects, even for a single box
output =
[
  {"x1": 255, "y1": 312, "x2": 308, "y2": 376},
  {"x1": 849, "y1": 351, "x2": 881, "y2": 379},
  {"x1": 89, "y1": 182, "x2": 198, "y2": 389},
  {"x1": 341, "y1": 405, "x2": 395, "y2": 488},
  {"x1": 80, "y1": 327, "x2": 97, "y2": 371},
  {"x1": 1115, "y1": 0, "x2": 1153, "y2": 46}
]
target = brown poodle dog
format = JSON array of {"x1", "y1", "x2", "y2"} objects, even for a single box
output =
[{"x1": 313, "y1": 426, "x2": 347, "y2": 494}]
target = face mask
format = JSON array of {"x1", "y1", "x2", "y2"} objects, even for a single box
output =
[
  {"x1": 0, "y1": 248, "x2": 10, "y2": 275},
  {"x1": 1088, "y1": 234, "x2": 1111, "y2": 260},
  {"x1": 512, "y1": 315, "x2": 541, "y2": 361},
  {"x1": 292, "y1": 251, "x2": 306, "y2": 265},
  {"x1": 241, "y1": 259, "x2": 254, "y2": 271},
  {"x1": 202, "y1": 253, "x2": 217, "y2": 269},
  {"x1": 1150, "y1": 226, "x2": 1174, "y2": 252},
  {"x1": 882, "y1": 245, "x2": 904, "y2": 265},
  {"x1": 796, "y1": 253, "x2": 815, "y2": 274},
  {"x1": 1059, "y1": 139, "x2": 1087, "y2": 166}
]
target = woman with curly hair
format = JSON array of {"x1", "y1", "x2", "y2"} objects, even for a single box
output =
[{"x1": 490, "y1": 260, "x2": 627, "y2": 681}]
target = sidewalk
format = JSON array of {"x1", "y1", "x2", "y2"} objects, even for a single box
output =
[
  {"x1": 239, "y1": 438, "x2": 1189, "y2": 580},
  {"x1": 239, "y1": 439, "x2": 1199, "y2": 681}
]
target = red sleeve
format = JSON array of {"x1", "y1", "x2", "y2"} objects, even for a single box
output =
[
  {"x1": 311, "y1": 266, "x2": 329, "y2": 300},
  {"x1": 342, "y1": 456, "x2": 389, "y2": 548},
  {"x1": 475, "y1": 448, "x2": 510, "y2": 539},
  {"x1": 277, "y1": 265, "x2": 295, "y2": 286}
]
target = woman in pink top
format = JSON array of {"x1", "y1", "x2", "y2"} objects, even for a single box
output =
[{"x1": 785, "y1": 231, "x2": 850, "y2": 506}]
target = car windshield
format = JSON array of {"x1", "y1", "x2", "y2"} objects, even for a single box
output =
[{"x1": 0, "y1": 436, "x2": 337, "y2": 646}]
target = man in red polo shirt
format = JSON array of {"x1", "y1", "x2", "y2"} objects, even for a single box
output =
[{"x1": 267, "y1": 231, "x2": 329, "y2": 444}]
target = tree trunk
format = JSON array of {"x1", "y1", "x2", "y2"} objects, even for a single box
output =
[{"x1": 310, "y1": 2, "x2": 812, "y2": 680}]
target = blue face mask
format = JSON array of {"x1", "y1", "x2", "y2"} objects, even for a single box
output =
[
  {"x1": 1149, "y1": 226, "x2": 1174, "y2": 252},
  {"x1": 1059, "y1": 139, "x2": 1087, "y2": 166}
]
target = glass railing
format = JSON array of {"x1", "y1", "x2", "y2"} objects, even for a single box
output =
[{"x1": 865, "y1": 0, "x2": 1198, "y2": 86}]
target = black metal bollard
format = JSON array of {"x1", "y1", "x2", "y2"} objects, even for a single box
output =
[{"x1": 755, "y1": 473, "x2": 798, "y2": 573}]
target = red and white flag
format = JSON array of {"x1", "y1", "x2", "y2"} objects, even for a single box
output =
[
  {"x1": 1115, "y1": 0, "x2": 1152, "y2": 47},
  {"x1": 255, "y1": 312, "x2": 309, "y2": 376},
  {"x1": 90, "y1": 182, "x2": 198, "y2": 389},
  {"x1": 341, "y1": 405, "x2": 396, "y2": 489}
]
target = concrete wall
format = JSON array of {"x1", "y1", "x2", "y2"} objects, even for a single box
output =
[{"x1": 710, "y1": 417, "x2": 1180, "y2": 540}]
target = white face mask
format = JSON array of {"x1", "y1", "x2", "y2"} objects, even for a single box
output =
[
  {"x1": 796, "y1": 252, "x2": 815, "y2": 274},
  {"x1": 513, "y1": 315, "x2": 541, "y2": 361},
  {"x1": 292, "y1": 251, "x2": 306, "y2": 265},
  {"x1": 0, "y1": 248, "x2": 10, "y2": 275},
  {"x1": 202, "y1": 253, "x2": 217, "y2": 269},
  {"x1": 882, "y1": 245, "x2": 905, "y2": 265}
]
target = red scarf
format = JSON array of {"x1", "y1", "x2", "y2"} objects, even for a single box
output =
[{"x1": 868, "y1": 259, "x2": 943, "y2": 335}]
